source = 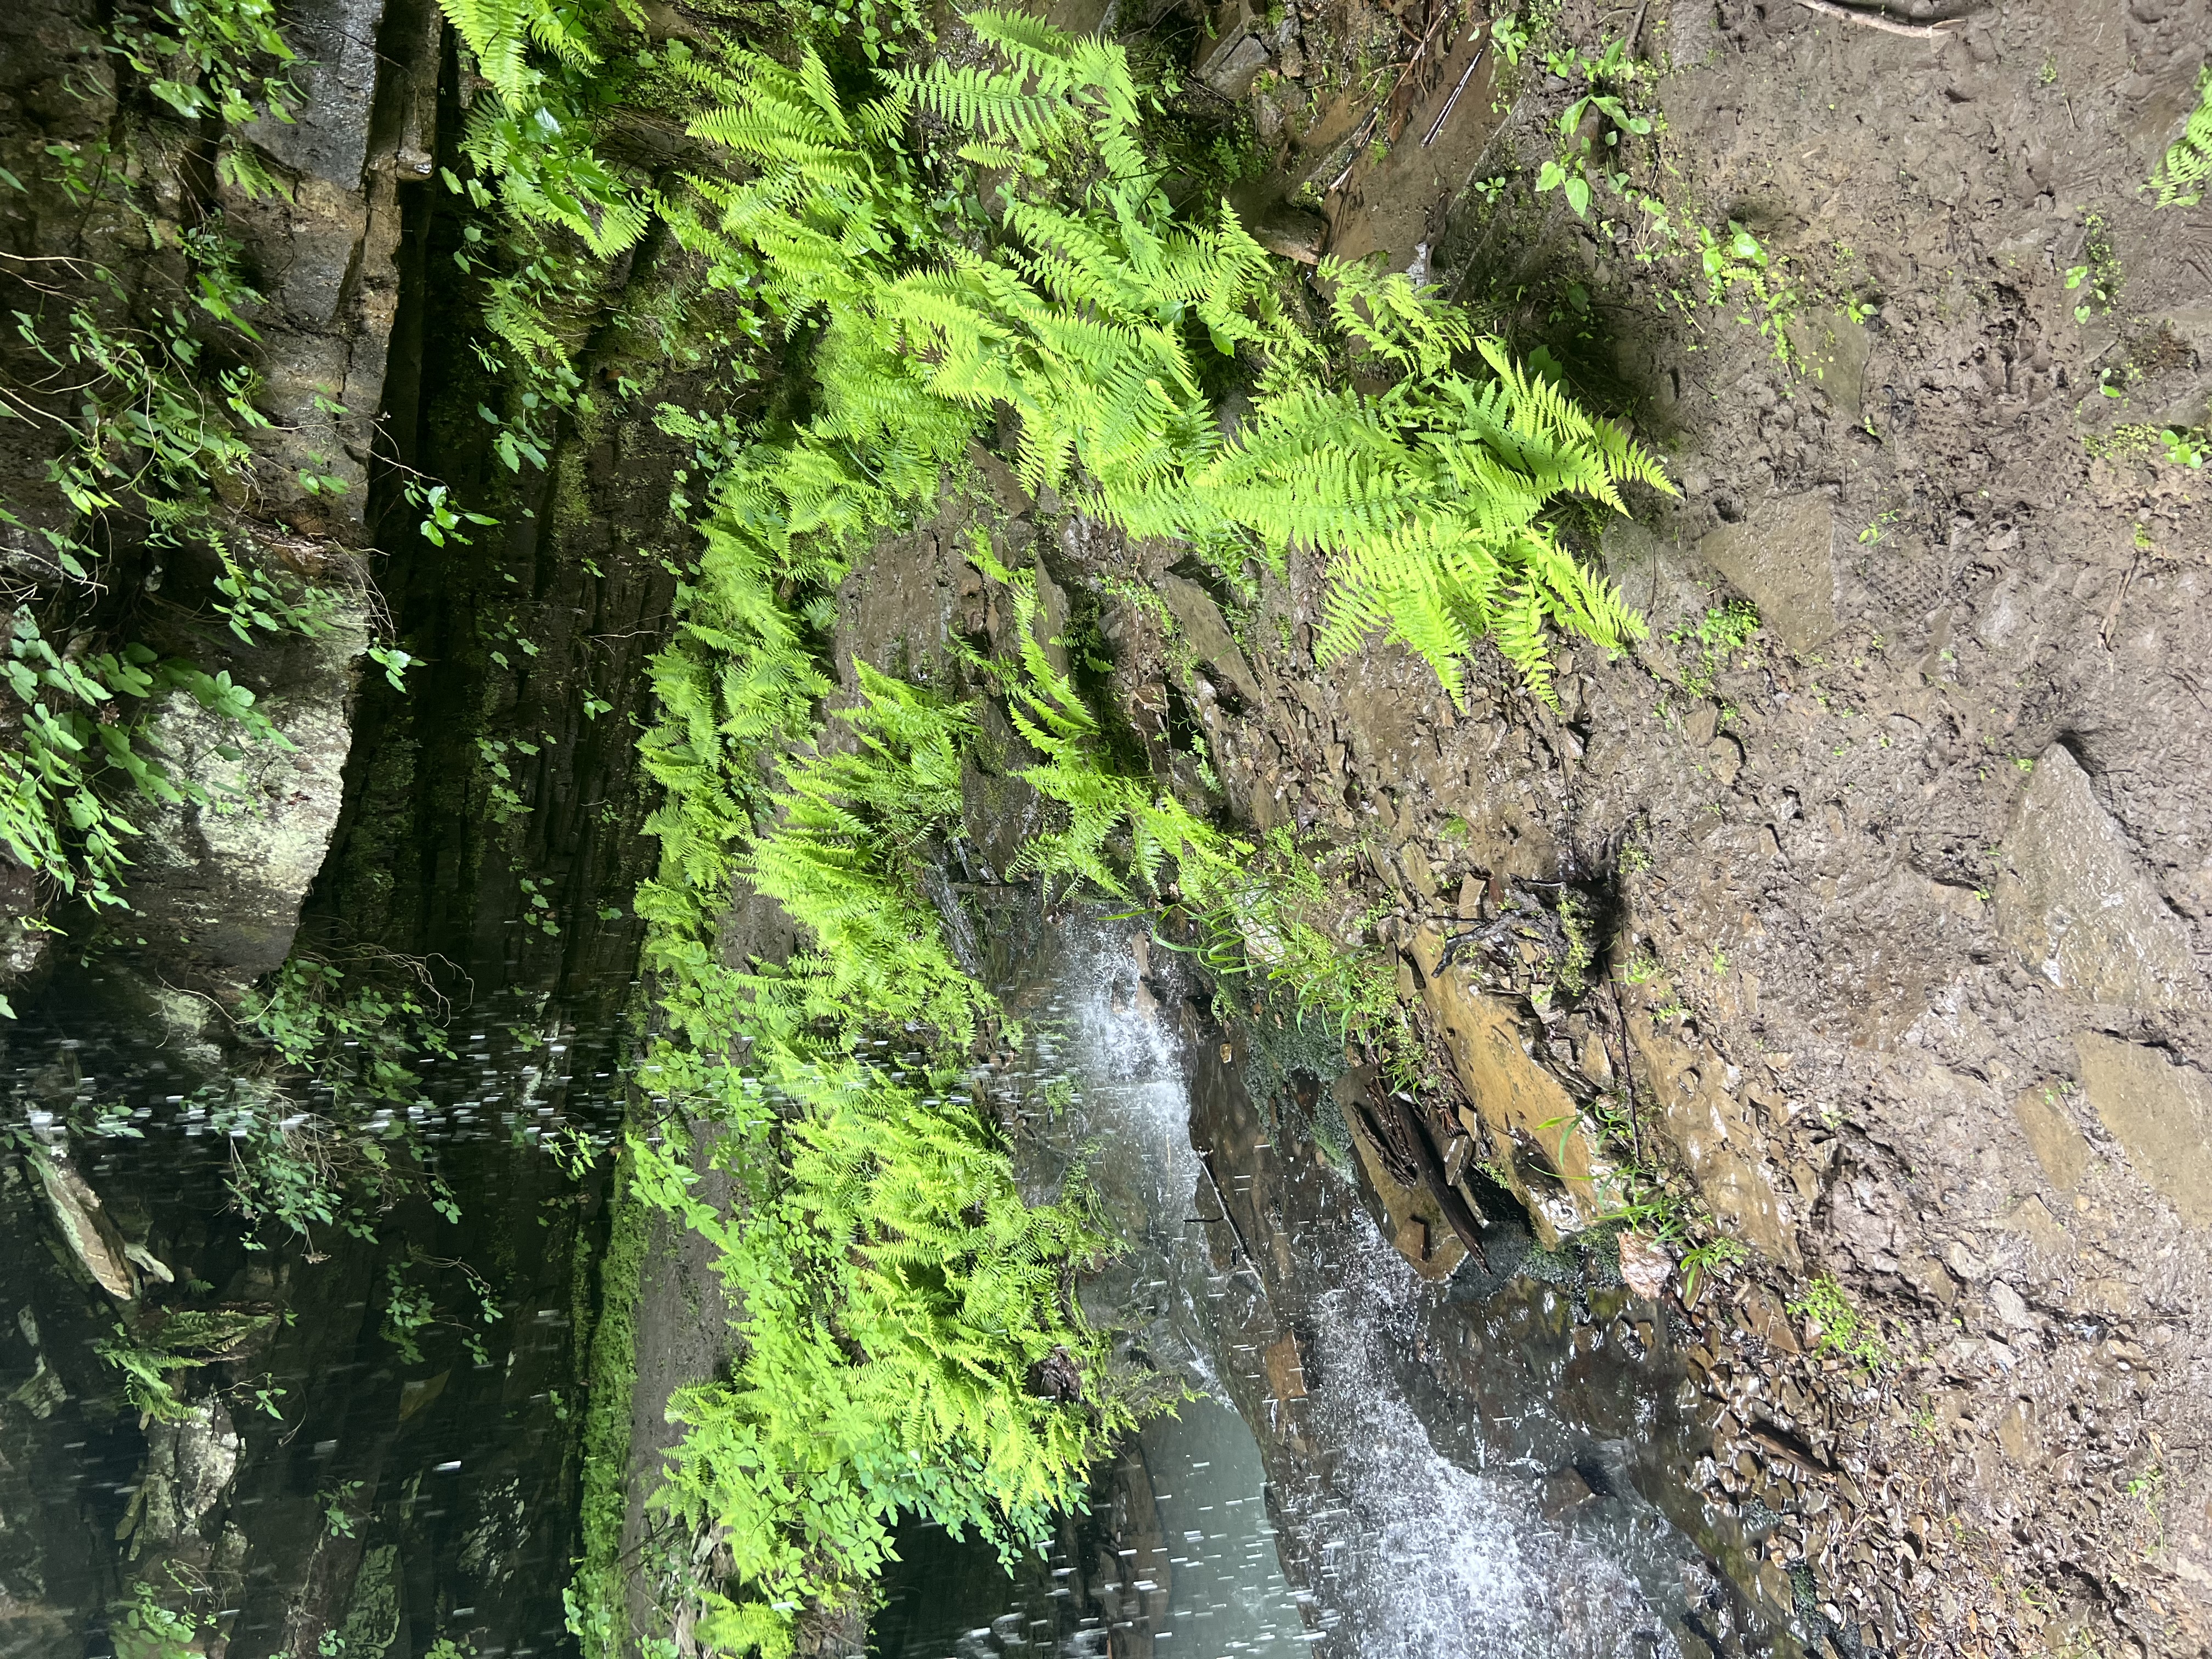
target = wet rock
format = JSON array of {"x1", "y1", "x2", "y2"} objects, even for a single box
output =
[
  {"x1": 1398, "y1": 843, "x2": 1438, "y2": 900},
  {"x1": 1995, "y1": 1195, "x2": 2073, "y2": 1260},
  {"x1": 1033, "y1": 555, "x2": 1074, "y2": 679},
  {"x1": 1987, "y1": 1280, "x2": 2038, "y2": 1331},
  {"x1": 1248, "y1": 204, "x2": 1329, "y2": 266},
  {"x1": 1262, "y1": 1333, "x2": 1308, "y2": 1403},
  {"x1": 245, "y1": 0, "x2": 383, "y2": 186},
  {"x1": 1782, "y1": 309, "x2": 1874, "y2": 420},
  {"x1": 1539, "y1": 1465, "x2": 1599, "y2": 1521},
  {"x1": 1620, "y1": 972, "x2": 1792, "y2": 1264},
  {"x1": 1030, "y1": 1345, "x2": 1084, "y2": 1403},
  {"x1": 1409, "y1": 925, "x2": 1604, "y2": 1247},
  {"x1": 1339, "y1": 1077, "x2": 1466, "y2": 1280},
  {"x1": 2073, "y1": 1033, "x2": 2212, "y2": 1227},
  {"x1": 834, "y1": 513, "x2": 961, "y2": 687},
  {"x1": 1455, "y1": 873, "x2": 1481, "y2": 919},
  {"x1": 2008, "y1": 1083, "x2": 2092, "y2": 1193},
  {"x1": 334, "y1": 1541, "x2": 402, "y2": 1657},
  {"x1": 1694, "y1": 494, "x2": 1839, "y2": 656},
  {"x1": 1739, "y1": 1285, "x2": 1802, "y2": 1355},
  {"x1": 123, "y1": 602, "x2": 371, "y2": 1003},
  {"x1": 1617, "y1": 1231, "x2": 1673, "y2": 1300},
  {"x1": 1199, "y1": 32, "x2": 1271, "y2": 98},
  {"x1": 1993, "y1": 746, "x2": 2197, "y2": 1012},
  {"x1": 121, "y1": 1400, "x2": 241, "y2": 1558},
  {"x1": 1159, "y1": 573, "x2": 1262, "y2": 704},
  {"x1": 29, "y1": 1145, "x2": 136, "y2": 1300}
]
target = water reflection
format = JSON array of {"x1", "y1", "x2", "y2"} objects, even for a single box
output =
[{"x1": 0, "y1": 983, "x2": 619, "y2": 1658}]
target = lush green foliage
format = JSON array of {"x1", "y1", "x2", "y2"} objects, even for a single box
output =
[
  {"x1": 1787, "y1": 1274, "x2": 1889, "y2": 1372},
  {"x1": 2148, "y1": 64, "x2": 2212, "y2": 208},
  {"x1": 108, "y1": 0, "x2": 297, "y2": 125},
  {"x1": 624, "y1": 670, "x2": 1131, "y2": 1658},
  {"x1": 1533, "y1": 36, "x2": 1652, "y2": 219},
  {"x1": 661, "y1": 14, "x2": 1662, "y2": 703},
  {"x1": 0, "y1": 612, "x2": 284, "y2": 915},
  {"x1": 977, "y1": 552, "x2": 1413, "y2": 1074},
  {"x1": 427, "y1": 7, "x2": 1676, "y2": 1651},
  {"x1": 566, "y1": 1144, "x2": 648, "y2": 1659},
  {"x1": 0, "y1": 22, "x2": 354, "y2": 921},
  {"x1": 737, "y1": 664, "x2": 989, "y2": 1045}
]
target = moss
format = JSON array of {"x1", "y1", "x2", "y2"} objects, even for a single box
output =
[
  {"x1": 568, "y1": 1139, "x2": 646, "y2": 1659},
  {"x1": 335, "y1": 1544, "x2": 403, "y2": 1658},
  {"x1": 550, "y1": 443, "x2": 594, "y2": 538}
]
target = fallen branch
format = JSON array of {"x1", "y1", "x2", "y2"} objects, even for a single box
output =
[
  {"x1": 1796, "y1": 0, "x2": 1963, "y2": 38},
  {"x1": 1421, "y1": 42, "x2": 1487, "y2": 146}
]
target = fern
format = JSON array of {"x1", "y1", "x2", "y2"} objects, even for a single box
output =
[
  {"x1": 529, "y1": 10, "x2": 1680, "y2": 1649},
  {"x1": 2148, "y1": 64, "x2": 2212, "y2": 208},
  {"x1": 626, "y1": 659, "x2": 1137, "y2": 1655},
  {"x1": 668, "y1": 20, "x2": 1662, "y2": 704}
]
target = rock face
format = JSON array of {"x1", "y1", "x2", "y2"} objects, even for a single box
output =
[
  {"x1": 125, "y1": 608, "x2": 372, "y2": 1001},
  {"x1": 1160, "y1": 574, "x2": 1262, "y2": 706},
  {"x1": 2074, "y1": 1034, "x2": 2212, "y2": 1229},
  {"x1": 1693, "y1": 493, "x2": 1839, "y2": 656},
  {"x1": 0, "y1": 0, "x2": 424, "y2": 1009},
  {"x1": 1409, "y1": 924, "x2": 1605, "y2": 1248},
  {"x1": 1617, "y1": 961, "x2": 1793, "y2": 1266},
  {"x1": 1994, "y1": 745, "x2": 2198, "y2": 1012}
]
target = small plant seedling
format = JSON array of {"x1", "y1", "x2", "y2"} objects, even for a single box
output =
[
  {"x1": 1536, "y1": 37, "x2": 1652, "y2": 218},
  {"x1": 1788, "y1": 1276, "x2": 1889, "y2": 1372},
  {"x1": 2064, "y1": 212, "x2": 2122, "y2": 321}
]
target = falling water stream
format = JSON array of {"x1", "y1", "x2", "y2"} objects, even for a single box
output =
[{"x1": 871, "y1": 912, "x2": 1688, "y2": 1659}]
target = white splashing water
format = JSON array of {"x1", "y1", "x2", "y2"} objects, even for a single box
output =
[
  {"x1": 1039, "y1": 921, "x2": 1671, "y2": 1659},
  {"x1": 1291, "y1": 1228, "x2": 1671, "y2": 1658}
]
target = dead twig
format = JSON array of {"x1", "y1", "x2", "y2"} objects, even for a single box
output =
[
  {"x1": 1421, "y1": 42, "x2": 1486, "y2": 146},
  {"x1": 1795, "y1": 0, "x2": 1964, "y2": 38},
  {"x1": 1330, "y1": 4, "x2": 1456, "y2": 191},
  {"x1": 1193, "y1": 1144, "x2": 1265, "y2": 1284}
]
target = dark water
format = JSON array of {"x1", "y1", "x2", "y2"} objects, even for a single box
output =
[
  {"x1": 4, "y1": 902, "x2": 1778, "y2": 1659},
  {"x1": 0, "y1": 978, "x2": 623, "y2": 1658}
]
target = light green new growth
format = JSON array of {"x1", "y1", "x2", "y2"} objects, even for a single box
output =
[
  {"x1": 737, "y1": 664, "x2": 990, "y2": 1046},
  {"x1": 625, "y1": 667, "x2": 1133, "y2": 1658},
  {"x1": 658, "y1": 13, "x2": 1665, "y2": 707},
  {"x1": 425, "y1": 6, "x2": 1682, "y2": 1650},
  {"x1": 978, "y1": 550, "x2": 1412, "y2": 1071},
  {"x1": 2148, "y1": 65, "x2": 2212, "y2": 208},
  {"x1": 1788, "y1": 1274, "x2": 1889, "y2": 1372}
]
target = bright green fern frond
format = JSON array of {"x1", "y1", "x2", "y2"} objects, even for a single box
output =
[{"x1": 2148, "y1": 64, "x2": 2212, "y2": 208}]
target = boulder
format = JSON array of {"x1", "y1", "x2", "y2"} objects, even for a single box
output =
[{"x1": 125, "y1": 601, "x2": 370, "y2": 1002}]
